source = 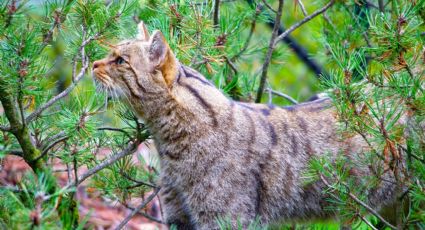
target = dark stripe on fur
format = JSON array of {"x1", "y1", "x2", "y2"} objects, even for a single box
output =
[
  {"x1": 181, "y1": 83, "x2": 218, "y2": 127},
  {"x1": 182, "y1": 66, "x2": 213, "y2": 86},
  {"x1": 258, "y1": 116, "x2": 278, "y2": 146}
]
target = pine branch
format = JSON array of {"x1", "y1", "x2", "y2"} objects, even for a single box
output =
[
  {"x1": 255, "y1": 0, "x2": 284, "y2": 103},
  {"x1": 120, "y1": 171, "x2": 158, "y2": 189},
  {"x1": 232, "y1": 5, "x2": 261, "y2": 60},
  {"x1": 114, "y1": 188, "x2": 161, "y2": 230},
  {"x1": 247, "y1": 1, "x2": 329, "y2": 78},
  {"x1": 31, "y1": 135, "x2": 68, "y2": 163},
  {"x1": 320, "y1": 174, "x2": 397, "y2": 230},
  {"x1": 26, "y1": 38, "x2": 90, "y2": 123},
  {"x1": 72, "y1": 141, "x2": 139, "y2": 187},
  {"x1": 273, "y1": 0, "x2": 335, "y2": 47}
]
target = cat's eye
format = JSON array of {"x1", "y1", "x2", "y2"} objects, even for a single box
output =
[{"x1": 116, "y1": 57, "x2": 125, "y2": 65}]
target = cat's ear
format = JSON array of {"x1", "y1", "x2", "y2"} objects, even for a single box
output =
[
  {"x1": 149, "y1": 30, "x2": 177, "y2": 86},
  {"x1": 137, "y1": 21, "x2": 150, "y2": 41}
]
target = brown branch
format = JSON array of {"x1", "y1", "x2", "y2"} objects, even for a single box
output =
[
  {"x1": 114, "y1": 188, "x2": 161, "y2": 230},
  {"x1": 273, "y1": 0, "x2": 335, "y2": 47},
  {"x1": 255, "y1": 0, "x2": 284, "y2": 103},
  {"x1": 320, "y1": 174, "x2": 397, "y2": 230}
]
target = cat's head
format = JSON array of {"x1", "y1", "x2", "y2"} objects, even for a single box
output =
[{"x1": 92, "y1": 22, "x2": 177, "y2": 100}]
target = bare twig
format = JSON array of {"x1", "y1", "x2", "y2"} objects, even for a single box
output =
[
  {"x1": 120, "y1": 171, "x2": 158, "y2": 189},
  {"x1": 98, "y1": 127, "x2": 132, "y2": 139},
  {"x1": 358, "y1": 214, "x2": 378, "y2": 230},
  {"x1": 213, "y1": 0, "x2": 220, "y2": 27},
  {"x1": 120, "y1": 201, "x2": 165, "y2": 224},
  {"x1": 320, "y1": 174, "x2": 397, "y2": 230},
  {"x1": 296, "y1": 0, "x2": 308, "y2": 16},
  {"x1": 261, "y1": 0, "x2": 277, "y2": 13},
  {"x1": 74, "y1": 142, "x2": 138, "y2": 186},
  {"x1": 266, "y1": 88, "x2": 298, "y2": 104},
  {"x1": 255, "y1": 0, "x2": 284, "y2": 103},
  {"x1": 224, "y1": 56, "x2": 238, "y2": 74},
  {"x1": 273, "y1": 0, "x2": 335, "y2": 47},
  {"x1": 31, "y1": 135, "x2": 68, "y2": 163},
  {"x1": 114, "y1": 188, "x2": 161, "y2": 230}
]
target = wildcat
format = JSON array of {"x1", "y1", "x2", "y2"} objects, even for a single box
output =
[{"x1": 92, "y1": 22, "x2": 399, "y2": 229}]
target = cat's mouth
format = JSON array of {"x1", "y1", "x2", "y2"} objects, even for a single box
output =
[{"x1": 92, "y1": 70, "x2": 113, "y2": 88}]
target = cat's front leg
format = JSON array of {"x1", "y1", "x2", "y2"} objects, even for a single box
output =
[
  {"x1": 188, "y1": 180, "x2": 258, "y2": 230},
  {"x1": 160, "y1": 185, "x2": 195, "y2": 229}
]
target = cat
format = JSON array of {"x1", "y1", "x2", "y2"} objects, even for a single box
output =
[{"x1": 92, "y1": 22, "x2": 399, "y2": 229}]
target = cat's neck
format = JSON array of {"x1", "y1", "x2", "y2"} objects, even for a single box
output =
[{"x1": 137, "y1": 64, "x2": 229, "y2": 157}]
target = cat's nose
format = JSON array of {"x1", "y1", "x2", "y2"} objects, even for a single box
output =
[{"x1": 92, "y1": 61, "x2": 101, "y2": 70}]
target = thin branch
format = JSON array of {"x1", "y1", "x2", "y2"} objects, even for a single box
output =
[
  {"x1": 114, "y1": 188, "x2": 161, "y2": 230},
  {"x1": 120, "y1": 171, "x2": 158, "y2": 189},
  {"x1": 358, "y1": 214, "x2": 378, "y2": 230},
  {"x1": 224, "y1": 56, "x2": 238, "y2": 74},
  {"x1": 296, "y1": 0, "x2": 308, "y2": 16},
  {"x1": 261, "y1": 0, "x2": 277, "y2": 13},
  {"x1": 32, "y1": 135, "x2": 68, "y2": 163},
  {"x1": 232, "y1": 5, "x2": 260, "y2": 60},
  {"x1": 255, "y1": 0, "x2": 284, "y2": 103},
  {"x1": 120, "y1": 201, "x2": 165, "y2": 225},
  {"x1": 73, "y1": 142, "x2": 138, "y2": 186},
  {"x1": 98, "y1": 127, "x2": 132, "y2": 139},
  {"x1": 320, "y1": 175, "x2": 397, "y2": 230},
  {"x1": 266, "y1": 88, "x2": 298, "y2": 104},
  {"x1": 213, "y1": 0, "x2": 220, "y2": 28},
  {"x1": 262, "y1": 11, "x2": 329, "y2": 78},
  {"x1": 273, "y1": 0, "x2": 335, "y2": 47}
]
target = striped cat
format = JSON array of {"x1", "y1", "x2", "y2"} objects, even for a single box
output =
[{"x1": 92, "y1": 22, "x2": 399, "y2": 229}]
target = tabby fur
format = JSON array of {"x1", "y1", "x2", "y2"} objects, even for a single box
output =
[{"x1": 92, "y1": 22, "x2": 399, "y2": 229}]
